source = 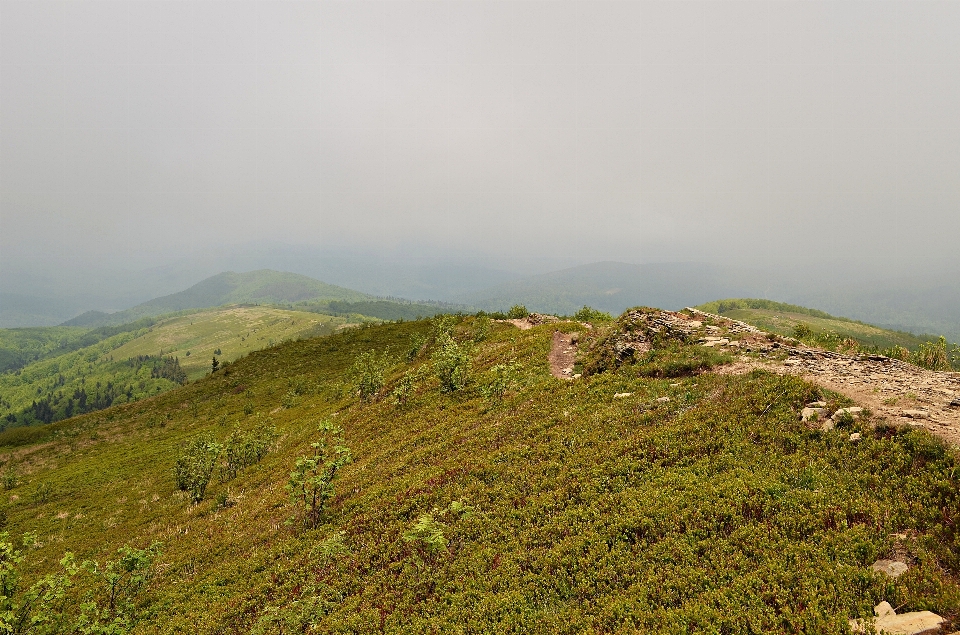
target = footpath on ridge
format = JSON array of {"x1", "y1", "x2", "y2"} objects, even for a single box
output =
[{"x1": 528, "y1": 307, "x2": 960, "y2": 446}]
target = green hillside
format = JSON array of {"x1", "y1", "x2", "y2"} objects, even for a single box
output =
[
  {"x1": 0, "y1": 313, "x2": 958, "y2": 632},
  {"x1": 0, "y1": 306, "x2": 348, "y2": 429},
  {"x1": 697, "y1": 298, "x2": 937, "y2": 351},
  {"x1": 63, "y1": 270, "x2": 373, "y2": 327}
]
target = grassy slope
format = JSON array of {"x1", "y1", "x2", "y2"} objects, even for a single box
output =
[
  {"x1": 106, "y1": 305, "x2": 346, "y2": 380},
  {"x1": 697, "y1": 299, "x2": 933, "y2": 350},
  {"x1": 2, "y1": 317, "x2": 959, "y2": 633},
  {"x1": 0, "y1": 306, "x2": 347, "y2": 425},
  {"x1": 68, "y1": 270, "x2": 372, "y2": 327}
]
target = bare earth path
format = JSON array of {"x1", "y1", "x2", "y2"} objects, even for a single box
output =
[{"x1": 549, "y1": 331, "x2": 578, "y2": 379}]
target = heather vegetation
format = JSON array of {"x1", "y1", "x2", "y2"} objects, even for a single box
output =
[{"x1": 0, "y1": 310, "x2": 957, "y2": 632}]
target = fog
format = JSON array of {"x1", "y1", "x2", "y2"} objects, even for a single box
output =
[{"x1": 2, "y1": 1, "x2": 959, "y2": 319}]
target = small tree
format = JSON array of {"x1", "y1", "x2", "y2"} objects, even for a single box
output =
[
  {"x1": 351, "y1": 350, "x2": 391, "y2": 401},
  {"x1": 432, "y1": 334, "x2": 470, "y2": 392},
  {"x1": 211, "y1": 356, "x2": 219, "y2": 373},
  {"x1": 173, "y1": 437, "x2": 221, "y2": 503},
  {"x1": 287, "y1": 421, "x2": 352, "y2": 528},
  {"x1": 481, "y1": 361, "x2": 521, "y2": 403},
  {"x1": 76, "y1": 542, "x2": 162, "y2": 632}
]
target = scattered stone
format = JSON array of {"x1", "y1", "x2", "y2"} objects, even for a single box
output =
[
  {"x1": 821, "y1": 419, "x2": 835, "y2": 431},
  {"x1": 572, "y1": 373, "x2": 581, "y2": 379},
  {"x1": 849, "y1": 601, "x2": 944, "y2": 635},
  {"x1": 614, "y1": 393, "x2": 633, "y2": 398},
  {"x1": 687, "y1": 321, "x2": 702, "y2": 327},
  {"x1": 834, "y1": 407, "x2": 864, "y2": 419},
  {"x1": 656, "y1": 396, "x2": 670, "y2": 403},
  {"x1": 849, "y1": 432, "x2": 862, "y2": 442},
  {"x1": 807, "y1": 401, "x2": 827, "y2": 408},
  {"x1": 902, "y1": 409, "x2": 930, "y2": 419},
  {"x1": 784, "y1": 358, "x2": 801, "y2": 366},
  {"x1": 669, "y1": 383, "x2": 680, "y2": 387},
  {"x1": 871, "y1": 559, "x2": 909, "y2": 578},
  {"x1": 950, "y1": 399, "x2": 960, "y2": 408},
  {"x1": 801, "y1": 407, "x2": 826, "y2": 421}
]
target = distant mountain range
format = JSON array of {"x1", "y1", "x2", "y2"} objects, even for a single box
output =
[{"x1": 2, "y1": 259, "x2": 957, "y2": 342}]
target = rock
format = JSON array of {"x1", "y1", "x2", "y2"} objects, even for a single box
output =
[
  {"x1": 834, "y1": 407, "x2": 864, "y2": 419},
  {"x1": 614, "y1": 392, "x2": 633, "y2": 398},
  {"x1": 849, "y1": 601, "x2": 944, "y2": 635},
  {"x1": 572, "y1": 373, "x2": 581, "y2": 379},
  {"x1": 849, "y1": 432, "x2": 862, "y2": 442},
  {"x1": 687, "y1": 320, "x2": 702, "y2": 327},
  {"x1": 821, "y1": 419, "x2": 835, "y2": 431},
  {"x1": 801, "y1": 407, "x2": 826, "y2": 421},
  {"x1": 656, "y1": 396, "x2": 670, "y2": 403},
  {"x1": 871, "y1": 559, "x2": 909, "y2": 578},
  {"x1": 902, "y1": 409, "x2": 929, "y2": 419},
  {"x1": 784, "y1": 358, "x2": 801, "y2": 366},
  {"x1": 807, "y1": 401, "x2": 827, "y2": 408},
  {"x1": 949, "y1": 399, "x2": 960, "y2": 408},
  {"x1": 875, "y1": 602, "x2": 896, "y2": 618},
  {"x1": 669, "y1": 383, "x2": 680, "y2": 387}
]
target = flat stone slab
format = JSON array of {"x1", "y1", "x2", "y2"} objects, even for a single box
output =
[
  {"x1": 871, "y1": 559, "x2": 909, "y2": 578},
  {"x1": 613, "y1": 392, "x2": 633, "y2": 398},
  {"x1": 902, "y1": 409, "x2": 930, "y2": 419},
  {"x1": 850, "y1": 601, "x2": 944, "y2": 635}
]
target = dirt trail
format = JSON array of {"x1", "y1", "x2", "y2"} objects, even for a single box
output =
[
  {"x1": 720, "y1": 349, "x2": 960, "y2": 445},
  {"x1": 549, "y1": 331, "x2": 579, "y2": 379}
]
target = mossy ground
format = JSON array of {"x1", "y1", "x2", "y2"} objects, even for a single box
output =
[{"x1": 2, "y1": 316, "x2": 959, "y2": 633}]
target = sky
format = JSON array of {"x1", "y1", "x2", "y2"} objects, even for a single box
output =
[{"x1": 2, "y1": 0, "x2": 960, "y2": 290}]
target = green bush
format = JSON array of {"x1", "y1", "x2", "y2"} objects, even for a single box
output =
[
  {"x1": 573, "y1": 305, "x2": 612, "y2": 323},
  {"x1": 472, "y1": 315, "x2": 492, "y2": 342},
  {"x1": 0, "y1": 535, "x2": 160, "y2": 635},
  {"x1": 351, "y1": 350, "x2": 392, "y2": 401},
  {"x1": 431, "y1": 334, "x2": 471, "y2": 393},
  {"x1": 391, "y1": 370, "x2": 419, "y2": 408},
  {"x1": 173, "y1": 437, "x2": 221, "y2": 503},
  {"x1": 287, "y1": 421, "x2": 352, "y2": 528},
  {"x1": 506, "y1": 305, "x2": 528, "y2": 319},
  {"x1": 220, "y1": 426, "x2": 276, "y2": 482},
  {"x1": 1, "y1": 470, "x2": 17, "y2": 491},
  {"x1": 913, "y1": 336, "x2": 951, "y2": 371},
  {"x1": 481, "y1": 362, "x2": 520, "y2": 403}
]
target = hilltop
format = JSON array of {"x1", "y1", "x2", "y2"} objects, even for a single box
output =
[
  {"x1": 61, "y1": 270, "x2": 372, "y2": 327},
  {"x1": 696, "y1": 298, "x2": 937, "y2": 352},
  {"x1": 1, "y1": 309, "x2": 959, "y2": 632}
]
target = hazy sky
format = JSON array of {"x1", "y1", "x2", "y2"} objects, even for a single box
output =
[{"x1": 2, "y1": 1, "x2": 960, "y2": 277}]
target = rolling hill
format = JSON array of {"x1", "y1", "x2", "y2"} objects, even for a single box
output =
[
  {"x1": 0, "y1": 312, "x2": 958, "y2": 631},
  {"x1": 62, "y1": 270, "x2": 373, "y2": 327},
  {"x1": 0, "y1": 305, "x2": 349, "y2": 428}
]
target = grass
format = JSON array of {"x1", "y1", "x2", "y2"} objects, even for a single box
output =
[
  {"x1": 697, "y1": 299, "x2": 935, "y2": 351},
  {"x1": 0, "y1": 314, "x2": 958, "y2": 632},
  {"x1": 105, "y1": 305, "x2": 348, "y2": 380}
]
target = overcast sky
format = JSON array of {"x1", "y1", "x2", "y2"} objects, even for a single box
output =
[{"x1": 2, "y1": 1, "x2": 959, "y2": 279}]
